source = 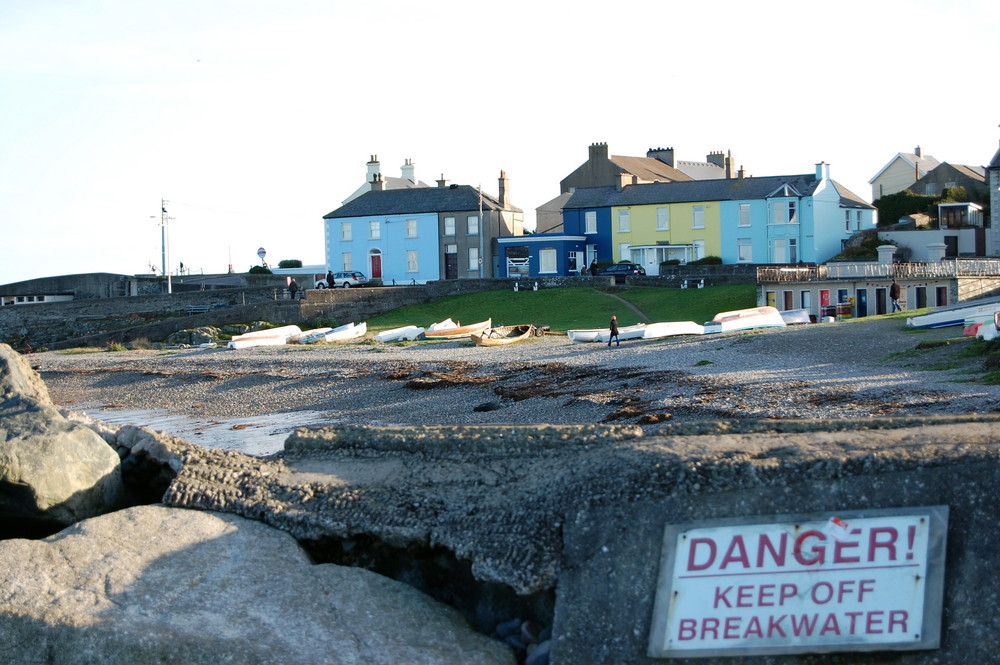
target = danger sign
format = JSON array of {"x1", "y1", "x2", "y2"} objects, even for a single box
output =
[{"x1": 648, "y1": 506, "x2": 948, "y2": 658}]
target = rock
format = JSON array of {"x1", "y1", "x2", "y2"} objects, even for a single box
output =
[
  {"x1": 0, "y1": 505, "x2": 516, "y2": 665},
  {"x1": 164, "y1": 326, "x2": 220, "y2": 346},
  {"x1": 525, "y1": 639, "x2": 551, "y2": 665},
  {"x1": 0, "y1": 344, "x2": 124, "y2": 536}
]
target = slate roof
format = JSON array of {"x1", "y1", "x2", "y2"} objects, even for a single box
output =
[
  {"x1": 324, "y1": 186, "x2": 521, "y2": 219},
  {"x1": 949, "y1": 164, "x2": 986, "y2": 180},
  {"x1": 563, "y1": 174, "x2": 874, "y2": 210},
  {"x1": 674, "y1": 160, "x2": 727, "y2": 180},
  {"x1": 609, "y1": 155, "x2": 693, "y2": 182}
]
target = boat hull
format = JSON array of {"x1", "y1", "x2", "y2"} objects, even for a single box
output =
[
  {"x1": 906, "y1": 296, "x2": 1000, "y2": 329},
  {"x1": 704, "y1": 306, "x2": 786, "y2": 334},
  {"x1": 568, "y1": 323, "x2": 647, "y2": 343},
  {"x1": 472, "y1": 325, "x2": 534, "y2": 346},
  {"x1": 375, "y1": 325, "x2": 426, "y2": 342},
  {"x1": 423, "y1": 319, "x2": 492, "y2": 340},
  {"x1": 642, "y1": 321, "x2": 705, "y2": 339},
  {"x1": 227, "y1": 325, "x2": 302, "y2": 349}
]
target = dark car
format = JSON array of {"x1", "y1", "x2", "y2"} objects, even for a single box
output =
[{"x1": 600, "y1": 262, "x2": 646, "y2": 276}]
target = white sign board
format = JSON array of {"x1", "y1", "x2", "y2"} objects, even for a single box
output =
[{"x1": 648, "y1": 506, "x2": 947, "y2": 658}]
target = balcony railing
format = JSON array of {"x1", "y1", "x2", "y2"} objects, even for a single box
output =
[{"x1": 758, "y1": 259, "x2": 1000, "y2": 283}]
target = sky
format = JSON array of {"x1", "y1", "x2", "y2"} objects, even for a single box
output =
[{"x1": 1, "y1": 0, "x2": 998, "y2": 285}]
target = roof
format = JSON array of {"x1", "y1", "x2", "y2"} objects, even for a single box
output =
[
  {"x1": 949, "y1": 164, "x2": 986, "y2": 180},
  {"x1": 324, "y1": 185, "x2": 521, "y2": 219},
  {"x1": 609, "y1": 155, "x2": 692, "y2": 182},
  {"x1": 868, "y1": 151, "x2": 941, "y2": 184},
  {"x1": 563, "y1": 174, "x2": 874, "y2": 210},
  {"x1": 674, "y1": 160, "x2": 727, "y2": 180},
  {"x1": 990, "y1": 143, "x2": 1000, "y2": 169}
]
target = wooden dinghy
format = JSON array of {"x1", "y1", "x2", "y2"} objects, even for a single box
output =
[
  {"x1": 471, "y1": 324, "x2": 535, "y2": 347},
  {"x1": 423, "y1": 318, "x2": 491, "y2": 340}
]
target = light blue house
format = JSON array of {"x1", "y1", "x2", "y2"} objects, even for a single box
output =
[{"x1": 322, "y1": 173, "x2": 523, "y2": 283}]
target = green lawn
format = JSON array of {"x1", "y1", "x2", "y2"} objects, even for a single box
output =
[{"x1": 363, "y1": 285, "x2": 758, "y2": 333}]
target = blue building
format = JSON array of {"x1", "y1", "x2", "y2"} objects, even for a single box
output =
[{"x1": 323, "y1": 173, "x2": 523, "y2": 283}]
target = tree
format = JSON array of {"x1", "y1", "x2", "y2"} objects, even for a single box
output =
[
  {"x1": 873, "y1": 190, "x2": 937, "y2": 228},
  {"x1": 248, "y1": 265, "x2": 272, "y2": 274},
  {"x1": 278, "y1": 259, "x2": 303, "y2": 268}
]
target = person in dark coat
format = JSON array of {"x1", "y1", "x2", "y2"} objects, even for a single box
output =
[
  {"x1": 288, "y1": 278, "x2": 299, "y2": 300},
  {"x1": 589, "y1": 259, "x2": 599, "y2": 276},
  {"x1": 607, "y1": 315, "x2": 620, "y2": 347},
  {"x1": 890, "y1": 280, "x2": 901, "y2": 312}
]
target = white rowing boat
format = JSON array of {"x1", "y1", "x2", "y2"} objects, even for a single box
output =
[
  {"x1": 375, "y1": 325, "x2": 426, "y2": 342},
  {"x1": 703, "y1": 306, "x2": 786, "y2": 334},
  {"x1": 906, "y1": 296, "x2": 1000, "y2": 329},
  {"x1": 320, "y1": 321, "x2": 367, "y2": 342},
  {"x1": 227, "y1": 325, "x2": 302, "y2": 349},
  {"x1": 642, "y1": 321, "x2": 705, "y2": 340},
  {"x1": 567, "y1": 323, "x2": 647, "y2": 343}
]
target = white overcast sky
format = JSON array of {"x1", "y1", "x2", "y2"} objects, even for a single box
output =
[{"x1": 1, "y1": 0, "x2": 997, "y2": 284}]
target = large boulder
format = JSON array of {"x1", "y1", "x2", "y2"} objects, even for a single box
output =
[
  {"x1": 0, "y1": 504, "x2": 515, "y2": 665},
  {"x1": 0, "y1": 344, "x2": 124, "y2": 536}
]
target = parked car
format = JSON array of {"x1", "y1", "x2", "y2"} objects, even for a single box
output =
[
  {"x1": 600, "y1": 262, "x2": 646, "y2": 276},
  {"x1": 315, "y1": 271, "x2": 369, "y2": 288}
]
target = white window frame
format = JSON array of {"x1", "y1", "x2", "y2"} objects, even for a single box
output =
[
  {"x1": 444, "y1": 216, "x2": 456, "y2": 236},
  {"x1": 788, "y1": 200, "x2": 797, "y2": 224},
  {"x1": 618, "y1": 243, "x2": 630, "y2": 262},
  {"x1": 656, "y1": 207, "x2": 669, "y2": 231},
  {"x1": 342, "y1": 252, "x2": 352, "y2": 271},
  {"x1": 618, "y1": 209, "x2": 630, "y2": 232},
  {"x1": 789, "y1": 238, "x2": 798, "y2": 263},
  {"x1": 405, "y1": 219, "x2": 417, "y2": 238},
  {"x1": 341, "y1": 222, "x2": 352, "y2": 241},
  {"x1": 584, "y1": 211, "x2": 597, "y2": 234},
  {"x1": 369, "y1": 220, "x2": 381, "y2": 240},
  {"x1": 738, "y1": 203, "x2": 751, "y2": 227},
  {"x1": 445, "y1": 244, "x2": 457, "y2": 254},
  {"x1": 692, "y1": 239, "x2": 705, "y2": 261},
  {"x1": 467, "y1": 215, "x2": 479, "y2": 236},
  {"x1": 737, "y1": 237, "x2": 752, "y2": 262},
  {"x1": 692, "y1": 205, "x2": 704, "y2": 229},
  {"x1": 539, "y1": 247, "x2": 557, "y2": 274},
  {"x1": 406, "y1": 250, "x2": 418, "y2": 272},
  {"x1": 468, "y1": 247, "x2": 479, "y2": 271},
  {"x1": 845, "y1": 210, "x2": 851, "y2": 232}
]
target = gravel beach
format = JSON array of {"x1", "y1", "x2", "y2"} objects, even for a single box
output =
[{"x1": 31, "y1": 317, "x2": 1000, "y2": 453}]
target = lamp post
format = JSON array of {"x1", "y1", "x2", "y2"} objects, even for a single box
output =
[{"x1": 157, "y1": 199, "x2": 173, "y2": 294}]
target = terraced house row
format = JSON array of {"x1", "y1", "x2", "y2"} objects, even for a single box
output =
[
  {"x1": 503, "y1": 162, "x2": 874, "y2": 278},
  {"x1": 321, "y1": 148, "x2": 875, "y2": 282}
]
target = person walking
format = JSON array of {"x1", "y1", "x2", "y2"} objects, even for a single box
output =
[
  {"x1": 607, "y1": 315, "x2": 620, "y2": 348},
  {"x1": 890, "y1": 280, "x2": 901, "y2": 312},
  {"x1": 589, "y1": 259, "x2": 599, "y2": 277},
  {"x1": 288, "y1": 278, "x2": 299, "y2": 300}
]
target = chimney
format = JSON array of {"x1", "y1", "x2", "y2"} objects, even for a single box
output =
[
  {"x1": 366, "y1": 154, "x2": 380, "y2": 182},
  {"x1": 401, "y1": 158, "x2": 415, "y2": 183},
  {"x1": 707, "y1": 151, "x2": 725, "y2": 168},
  {"x1": 616, "y1": 172, "x2": 634, "y2": 191},
  {"x1": 498, "y1": 170, "x2": 510, "y2": 208},
  {"x1": 725, "y1": 150, "x2": 734, "y2": 179},
  {"x1": 436, "y1": 173, "x2": 450, "y2": 188},
  {"x1": 738, "y1": 166, "x2": 746, "y2": 180},
  {"x1": 815, "y1": 162, "x2": 830, "y2": 180},
  {"x1": 370, "y1": 173, "x2": 385, "y2": 192},
  {"x1": 589, "y1": 142, "x2": 609, "y2": 162},
  {"x1": 914, "y1": 145, "x2": 922, "y2": 159},
  {"x1": 646, "y1": 146, "x2": 675, "y2": 167}
]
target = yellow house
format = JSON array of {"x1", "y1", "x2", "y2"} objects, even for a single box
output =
[{"x1": 610, "y1": 202, "x2": 721, "y2": 275}]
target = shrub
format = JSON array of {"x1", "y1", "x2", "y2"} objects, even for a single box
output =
[
  {"x1": 278, "y1": 259, "x2": 303, "y2": 268},
  {"x1": 248, "y1": 265, "x2": 272, "y2": 274},
  {"x1": 688, "y1": 256, "x2": 722, "y2": 265}
]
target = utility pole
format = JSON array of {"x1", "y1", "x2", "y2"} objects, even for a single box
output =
[
  {"x1": 478, "y1": 184, "x2": 484, "y2": 278},
  {"x1": 160, "y1": 199, "x2": 174, "y2": 294}
]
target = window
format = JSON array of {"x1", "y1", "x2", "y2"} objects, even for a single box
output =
[
  {"x1": 692, "y1": 206, "x2": 704, "y2": 229},
  {"x1": 800, "y1": 290, "x2": 812, "y2": 310},
  {"x1": 845, "y1": 210, "x2": 851, "y2": 232},
  {"x1": 406, "y1": 250, "x2": 418, "y2": 272},
  {"x1": 945, "y1": 181, "x2": 957, "y2": 189},
  {"x1": 446, "y1": 244, "x2": 457, "y2": 254},
  {"x1": 925, "y1": 183, "x2": 936, "y2": 196},
  {"x1": 618, "y1": 243, "x2": 630, "y2": 262},
  {"x1": 773, "y1": 239, "x2": 787, "y2": 263},
  {"x1": 342, "y1": 252, "x2": 352, "y2": 271},
  {"x1": 789, "y1": 238, "x2": 797, "y2": 263},
  {"x1": 369, "y1": 221, "x2": 380, "y2": 240},
  {"x1": 738, "y1": 203, "x2": 751, "y2": 227},
  {"x1": 444, "y1": 217, "x2": 456, "y2": 236},
  {"x1": 772, "y1": 201, "x2": 796, "y2": 224},
  {"x1": 468, "y1": 247, "x2": 480, "y2": 271},
  {"x1": 467, "y1": 215, "x2": 479, "y2": 235},
  {"x1": 692, "y1": 240, "x2": 705, "y2": 260},
  {"x1": 585, "y1": 211, "x2": 597, "y2": 234},
  {"x1": 737, "y1": 238, "x2": 752, "y2": 262},
  {"x1": 618, "y1": 209, "x2": 630, "y2": 232},
  {"x1": 656, "y1": 207, "x2": 669, "y2": 231},
  {"x1": 539, "y1": 248, "x2": 557, "y2": 273},
  {"x1": 341, "y1": 222, "x2": 352, "y2": 241},
  {"x1": 406, "y1": 219, "x2": 417, "y2": 238},
  {"x1": 855, "y1": 210, "x2": 862, "y2": 230}
]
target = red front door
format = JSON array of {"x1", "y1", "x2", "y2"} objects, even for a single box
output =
[{"x1": 370, "y1": 255, "x2": 382, "y2": 279}]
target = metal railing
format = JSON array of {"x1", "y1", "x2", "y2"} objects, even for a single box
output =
[{"x1": 758, "y1": 259, "x2": 1000, "y2": 283}]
